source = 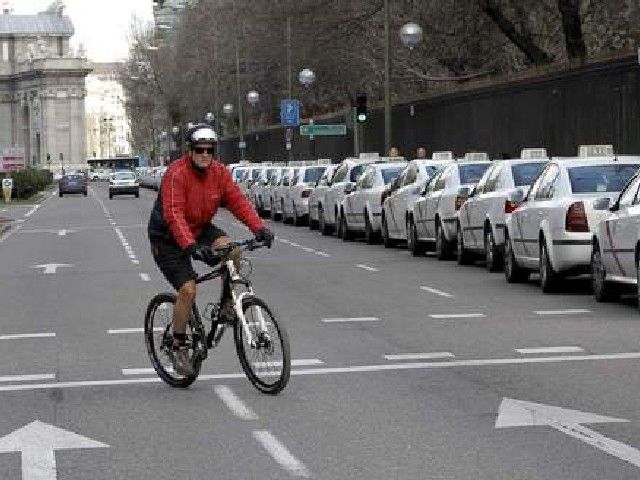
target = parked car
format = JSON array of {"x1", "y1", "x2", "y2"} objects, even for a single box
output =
[
  {"x1": 409, "y1": 153, "x2": 491, "y2": 257},
  {"x1": 504, "y1": 145, "x2": 640, "y2": 292},
  {"x1": 455, "y1": 149, "x2": 549, "y2": 268},
  {"x1": 59, "y1": 173, "x2": 88, "y2": 197},
  {"x1": 591, "y1": 169, "x2": 640, "y2": 304},
  {"x1": 308, "y1": 165, "x2": 338, "y2": 230},
  {"x1": 339, "y1": 159, "x2": 407, "y2": 242},
  {"x1": 320, "y1": 153, "x2": 381, "y2": 235},
  {"x1": 109, "y1": 171, "x2": 140, "y2": 199},
  {"x1": 282, "y1": 162, "x2": 330, "y2": 226},
  {"x1": 270, "y1": 167, "x2": 297, "y2": 221},
  {"x1": 382, "y1": 152, "x2": 454, "y2": 247},
  {"x1": 252, "y1": 164, "x2": 280, "y2": 216}
]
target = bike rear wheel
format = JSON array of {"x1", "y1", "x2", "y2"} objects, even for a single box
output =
[
  {"x1": 234, "y1": 296, "x2": 290, "y2": 395},
  {"x1": 144, "y1": 292, "x2": 202, "y2": 388}
]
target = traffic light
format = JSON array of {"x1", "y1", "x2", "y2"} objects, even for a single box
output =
[{"x1": 356, "y1": 94, "x2": 368, "y2": 123}]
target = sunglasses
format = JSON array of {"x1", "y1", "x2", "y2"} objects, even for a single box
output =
[{"x1": 193, "y1": 147, "x2": 215, "y2": 155}]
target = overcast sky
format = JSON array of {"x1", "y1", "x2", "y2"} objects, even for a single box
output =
[{"x1": 11, "y1": 0, "x2": 153, "y2": 62}]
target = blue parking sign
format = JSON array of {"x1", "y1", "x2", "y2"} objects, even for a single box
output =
[{"x1": 280, "y1": 99, "x2": 300, "y2": 127}]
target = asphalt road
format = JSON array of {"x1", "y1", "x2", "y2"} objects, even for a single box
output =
[{"x1": 1, "y1": 183, "x2": 640, "y2": 479}]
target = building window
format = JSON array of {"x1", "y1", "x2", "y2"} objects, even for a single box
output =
[{"x1": 57, "y1": 37, "x2": 63, "y2": 57}]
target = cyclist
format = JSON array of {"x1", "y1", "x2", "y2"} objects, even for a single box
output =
[{"x1": 148, "y1": 124, "x2": 273, "y2": 375}]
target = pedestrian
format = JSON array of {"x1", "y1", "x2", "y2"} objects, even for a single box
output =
[
  {"x1": 388, "y1": 147, "x2": 401, "y2": 157},
  {"x1": 415, "y1": 147, "x2": 427, "y2": 159}
]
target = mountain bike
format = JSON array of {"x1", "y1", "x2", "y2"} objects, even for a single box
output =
[{"x1": 144, "y1": 238, "x2": 290, "y2": 394}]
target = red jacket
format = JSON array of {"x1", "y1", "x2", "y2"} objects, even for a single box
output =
[{"x1": 149, "y1": 155, "x2": 264, "y2": 250}]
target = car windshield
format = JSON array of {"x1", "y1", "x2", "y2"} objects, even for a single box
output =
[
  {"x1": 304, "y1": 167, "x2": 325, "y2": 183},
  {"x1": 252, "y1": 170, "x2": 261, "y2": 180},
  {"x1": 66, "y1": 175, "x2": 82, "y2": 180},
  {"x1": 381, "y1": 166, "x2": 405, "y2": 185},
  {"x1": 511, "y1": 162, "x2": 547, "y2": 187},
  {"x1": 423, "y1": 165, "x2": 440, "y2": 177},
  {"x1": 233, "y1": 169, "x2": 244, "y2": 181},
  {"x1": 458, "y1": 163, "x2": 490, "y2": 184},
  {"x1": 115, "y1": 172, "x2": 135, "y2": 180},
  {"x1": 568, "y1": 164, "x2": 640, "y2": 193},
  {"x1": 350, "y1": 164, "x2": 367, "y2": 182}
]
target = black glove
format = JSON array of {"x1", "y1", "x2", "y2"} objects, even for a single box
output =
[
  {"x1": 255, "y1": 227, "x2": 274, "y2": 248},
  {"x1": 187, "y1": 243, "x2": 218, "y2": 265}
]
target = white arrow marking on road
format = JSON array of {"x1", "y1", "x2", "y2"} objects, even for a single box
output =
[
  {"x1": 496, "y1": 398, "x2": 640, "y2": 468},
  {"x1": 0, "y1": 420, "x2": 108, "y2": 480},
  {"x1": 30, "y1": 264, "x2": 73, "y2": 275}
]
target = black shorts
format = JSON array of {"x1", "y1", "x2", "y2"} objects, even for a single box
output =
[{"x1": 151, "y1": 223, "x2": 227, "y2": 291}]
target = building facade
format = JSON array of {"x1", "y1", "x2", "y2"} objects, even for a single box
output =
[
  {"x1": 85, "y1": 62, "x2": 130, "y2": 160},
  {"x1": 0, "y1": 3, "x2": 90, "y2": 172}
]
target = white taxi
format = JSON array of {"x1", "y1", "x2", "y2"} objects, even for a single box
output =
[
  {"x1": 270, "y1": 167, "x2": 297, "y2": 221},
  {"x1": 382, "y1": 152, "x2": 454, "y2": 247},
  {"x1": 455, "y1": 149, "x2": 549, "y2": 268},
  {"x1": 282, "y1": 161, "x2": 330, "y2": 226},
  {"x1": 590, "y1": 168, "x2": 640, "y2": 304},
  {"x1": 504, "y1": 145, "x2": 640, "y2": 292},
  {"x1": 320, "y1": 153, "x2": 379, "y2": 235},
  {"x1": 308, "y1": 164, "x2": 338, "y2": 230},
  {"x1": 253, "y1": 164, "x2": 282, "y2": 217},
  {"x1": 339, "y1": 159, "x2": 407, "y2": 242},
  {"x1": 410, "y1": 153, "x2": 491, "y2": 257}
]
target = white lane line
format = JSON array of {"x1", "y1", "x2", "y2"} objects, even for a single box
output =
[
  {"x1": 384, "y1": 352, "x2": 454, "y2": 361},
  {"x1": 122, "y1": 368, "x2": 165, "y2": 376},
  {"x1": 252, "y1": 431, "x2": 311, "y2": 478},
  {"x1": 4, "y1": 352, "x2": 640, "y2": 392},
  {"x1": 214, "y1": 385, "x2": 258, "y2": 421},
  {"x1": 356, "y1": 264, "x2": 379, "y2": 272},
  {"x1": 254, "y1": 359, "x2": 323, "y2": 368},
  {"x1": 300, "y1": 247, "x2": 315, "y2": 253},
  {"x1": 139, "y1": 273, "x2": 151, "y2": 282},
  {"x1": 429, "y1": 313, "x2": 485, "y2": 319},
  {"x1": 24, "y1": 204, "x2": 39, "y2": 217},
  {"x1": 0, "y1": 374, "x2": 55, "y2": 383},
  {"x1": 420, "y1": 286, "x2": 454, "y2": 298},
  {"x1": 289, "y1": 242, "x2": 300, "y2": 247},
  {"x1": 108, "y1": 327, "x2": 163, "y2": 334},
  {"x1": 516, "y1": 346, "x2": 585, "y2": 354},
  {"x1": 0, "y1": 333, "x2": 55, "y2": 341},
  {"x1": 534, "y1": 309, "x2": 592, "y2": 315},
  {"x1": 322, "y1": 317, "x2": 379, "y2": 323},
  {"x1": 132, "y1": 259, "x2": 140, "y2": 265},
  {"x1": 315, "y1": 251, "x2": 330, "y2": 257}
]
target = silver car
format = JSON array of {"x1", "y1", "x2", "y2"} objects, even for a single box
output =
[
  {"x1": 271, "y1": 167, "x2": 297, "y2": 221},
  {"x1": 382, "y1": 152, "x2": 454, "y2": 247},
  {"x1": 455, "y1": 149, "x2": 548, "y2": 269},
  {"x1": 504, "y1": 145, "x2": 640, "y2": 292},
  {"x1": 308, "y1": 164, "x2": 338, "y2": 230},
  {"x1": 591, "y1": 169, "x2": 640, "y2": 304},
  {"x1": 410, "y1": 153, "x2": 491, "y2": 257}
]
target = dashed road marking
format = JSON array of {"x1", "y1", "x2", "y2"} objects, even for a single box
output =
[
  {"x1": 139, "y1": 273, "x2": 150, "y2": 282},
  {"x1": 254, "y1": 359, "x2": 323, "y2": 368},
  {"x1": 356, "y1": 264, "x2": 379, "y2": 272},
  {"x1": 384, "y1": 352, "x2": 454, "y2": 361},
  {"x1": 108, "y1": 327, "x2": 163, "y2": 334},
  {"x1": 516, "y1": 346, "x2": 584, "y2": 354},
  {"x1": 420, "y1": 286, "x2": 454, "y2": 298},
  {"x1": 315, "y1": 251, "x2": 330, "y2": 257},
  {"x1": 534, "y1": 309, "x2": 592, "y2": 316},
  {"x1": 252, "y1": 430, "x2": 311, "y2": 478},
  {"x1": 429, "y1": 313, "x2": 485, "y2": 319},
  {"x1": 0, "y1": 374, "x2": 55, "y2": 383},
  {"x1": 322, "y1": 317, "x2": 379, "y2": 323},
  {"x1": 214, "y1": 385, "x2": 258, "y2": 421},
  {"x1": 0, "y1": 333, "x2": 55, "y2": 341}
]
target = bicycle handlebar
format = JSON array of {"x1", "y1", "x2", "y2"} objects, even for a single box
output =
[{"x1": 201, "y1": 238, "x2": 267, "y2": 267}]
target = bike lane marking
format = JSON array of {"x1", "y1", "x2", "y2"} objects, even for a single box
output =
[
  {"x1": 0, "y1": 333, "x2": 55, "y2": 340},
  {"x1": 214, "y1": 385, "x2": 258, "y2": 421},
  {"x1": 252, "y1": 430, "x2": 311, "y2": 478}
]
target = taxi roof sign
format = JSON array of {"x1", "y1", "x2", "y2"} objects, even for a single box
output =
[
  {"x1": 520, "y1": 148, "x2": 548, "y2": 159},
  {"x1": 463, "y1": 152, "x2": 489, "y2": 162},
  {"x1": 359, "y1": 152, "x2": 380, "y2": 159},
  {"x1": 578, "y1": 145, "x2": 614, "y2": 158},
  {"x1": 432, "y1": 151, "x2": 453, "y2": 161}
]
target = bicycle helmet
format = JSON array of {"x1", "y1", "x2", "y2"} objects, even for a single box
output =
[{"x1": 185, "y1": 124, "x2": 218, "y2": 147}]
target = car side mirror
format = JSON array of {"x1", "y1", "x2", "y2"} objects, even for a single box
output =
[
  {"x1": 593, "y1": 196, "x2": 612, "y2": 211},
  {"x1": 344, "y1": 183, "x2": 356, "y2": 194}
]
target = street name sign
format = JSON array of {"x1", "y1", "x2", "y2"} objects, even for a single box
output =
[{"x1": 300, "y1": 124, "x2": 347, "y2": 136}]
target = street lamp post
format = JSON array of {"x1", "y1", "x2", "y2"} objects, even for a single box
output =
[
  {"x1": 400, "y1": 22, "x2": 423, "y2": 155},
  {"x1": 298, "y1": 68, "x2": 316, "y2": 159}
]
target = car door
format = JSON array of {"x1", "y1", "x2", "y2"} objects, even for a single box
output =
[
  {"x1": 461, "y1": 165, "x2": 490, "y2": 248},
  {"x1": 394, "y1": 163, "x2": 418, "y2": 237},
  {"x1": 386, "y1": 169, "x2": 408, "y2": 235},
  {"x1": 603, "y1": 175, "x2": 640, "y2": 278},
  {"x1": 510, "y1": 167, "x2": 546, "y2": 259},
  {"x1": 470, "y1": 163, "x2": 504, "y2": 248},
  {"x1": 346, "y1": 167, "x2": 371, "y2": 227},
  {"x1": 425, "y1": 165, "x2": 452, "y2": 238}
]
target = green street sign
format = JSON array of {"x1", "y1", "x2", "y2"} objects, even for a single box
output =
[{"x1": 300, "y1": 124, "x2": 347, "y2": 136}]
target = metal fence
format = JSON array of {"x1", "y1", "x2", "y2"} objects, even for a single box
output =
[{"x1": 220, "y1": 54, "x2": 640, "y2": 164}]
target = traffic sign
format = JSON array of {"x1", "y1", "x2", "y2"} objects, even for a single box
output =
[
  {"x1": 2, "y1": 178, "x2": 12, "y2": 189},
  {"x1": 300, "y1": 124, "x2": 347, "y2": 136},
  {"x1": 280, "y1": 99, "x2": 300, "y2": 127}
]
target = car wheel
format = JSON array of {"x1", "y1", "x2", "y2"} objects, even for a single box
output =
[
  {"x1": 58, "y1": 192, "x2": 63, "y2": 198},
  {"x1": 135, "y1": 191, "x2": 139, "y2": 198},
  {"x1": 293, "y1": 203, "x2": 301, "y2": 226},
  {"x1": 382, "y1": 215, "x2": 395, "y2": 248},
  {"x1": 408, "y1": 217, "x2": 425, "y2": 257},
  {"x1": 636, "y1": 256, "x2": 640, "y2": 313},
  {"x1": 319, "y1": 206, "x2": 331, "y2": 236},
  {"x1": 456, "y1": 223, "x2": 471, "y2": 265},
  {"x1": 504, "y1": 232, "x2": 527, "y2": 283},
  {"x1": 83, "y1": 190, "x2": 88, "y2": 197},
  {"x1": 435, "y1": 221, "x2": 451, "y2": 261},
  {"x1": 364, "y1": 212, "x2": 377, "y2": 245},
  {"x1": 539, "y1": 238, "x2": 557, "y2": 293},
  {"x1": 485, "y1": 228, "x2": 501, "y2": 272},
  {"x1": 592, "y1": 247, "x2": 615, "y2": 302},
  {"x1": 340, "y1": 213, "x2": 353, "y2": 241},
  {"x1": 109, "y1": 193, "x2": 113, "y2": 199},
  {"x1": 270, "y1": 200, "x2": 277, "y2": 221}
]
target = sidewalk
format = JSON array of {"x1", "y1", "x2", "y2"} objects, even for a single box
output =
[{"x1": 0, "y1": 187, "x2": 55, "y2": 236}]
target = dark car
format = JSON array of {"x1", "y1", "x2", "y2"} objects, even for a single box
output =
[{"x1": 59, "y1": 173, "x2": 88, "y2": 197}]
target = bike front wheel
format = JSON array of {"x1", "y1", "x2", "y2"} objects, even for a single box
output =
[
  {"x1": 144, "y1": 292, "x2": 202, "y2": 388},
  {"x1": 234, "y1": 296, "x2": 290, "y2": 395}
]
